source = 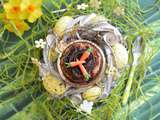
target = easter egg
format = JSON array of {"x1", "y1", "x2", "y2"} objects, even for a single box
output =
[
  {"x1": 43, "y1": 73, "x2": 67, "y2": 95},
  {"x1": 82, "y1": 86, "x2": 102, "y2": 101},
  {"x1": 53, "y1": 16, "x2": 73, "y2": 37},
  {"x1": 112, "y1": 43, "x2": 128, "y2": 69}
]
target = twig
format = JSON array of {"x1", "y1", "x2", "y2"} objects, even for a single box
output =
[{"x1": 51, "y1": 9, "x2": 67, "y2": 14}]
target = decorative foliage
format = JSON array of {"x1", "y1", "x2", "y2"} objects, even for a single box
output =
[{"x1": 0, "y1": 0, "x2": 160, "y2": 120}]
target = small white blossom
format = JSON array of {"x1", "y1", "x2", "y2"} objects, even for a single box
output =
[
  {"x1": 79, "y1": 100, "x2": 93, "y2": 114},
  {"x1": 77, "y1": 3, "x2": 89, "y2": 10},
  {"x1": 113, "y1": 6, "x2": 125, "y2": 16},
  {"x1": 35, "y1": 39, "x2": 46, "y2": 49}
]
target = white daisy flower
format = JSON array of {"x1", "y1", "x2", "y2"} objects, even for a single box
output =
[
  {"x1": 79, "y1": 100, "x2": 93, "y2": 114},
  {"x1": 77, "y1": 3, "x2": 89, "y2": 10},
  {"x1": 35, "y1": 39, "x2": 46, "y2": 49}
]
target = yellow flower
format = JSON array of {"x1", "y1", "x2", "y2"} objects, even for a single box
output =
[
  {"x1": 5, "y1": 20, "x2": 30, "y2": 36},
  {"x1": 0, "y1": 13, "x2": 9, "y2": 23},
  {"x1": 3, "y1": 0, "x2": 28, "y2": 20},
  {"x1": 1, "y1": 0, "x2": 42, "y2": 36},
  {"x1": 21, "y1": 0, "x2": 42, "y2": 23}
]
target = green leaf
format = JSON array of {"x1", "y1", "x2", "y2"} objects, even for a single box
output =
[{"x1": 128, "y1": 52, "x2": 160, "y2": 120}]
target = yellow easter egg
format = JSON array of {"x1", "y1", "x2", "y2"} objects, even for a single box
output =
[
  {"x1": 53, "y1": 16, "x2": 73, "y2": 37},
  {"x1": 82, "y1": 86, "x2": 102, "y2": 101},
  {"x1": 112, "y1": 43, "x2": 128, "y2": 69},
  {"x1": 43, "y1": 73, "x2": 67, "y2": 95}
]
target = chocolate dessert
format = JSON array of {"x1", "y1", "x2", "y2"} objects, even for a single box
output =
[{"x1": 57, "y1": 40, "x2": 106, "y2": 87}]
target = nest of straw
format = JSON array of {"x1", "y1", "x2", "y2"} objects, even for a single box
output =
[{"x1": 41, "y1": 13, "x2": 127, "y2": 102}]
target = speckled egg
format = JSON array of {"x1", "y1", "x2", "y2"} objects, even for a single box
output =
[
  {"x1": 82, "y1": 86, "x2": 102, "y2": 101},
  {"x1": 112, "y1": 43, "x2": 128, "y2": 69},
  {"x1": 53, "y1": 16, "x2": 73, "y2": 37},
  {"x1": 43, "y1": 73, "x2": 67, "y2": 95}
]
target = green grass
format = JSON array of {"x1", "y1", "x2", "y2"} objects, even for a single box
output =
[{"x1": 0, "y1": 0, "x2": 160, "y2": 120}]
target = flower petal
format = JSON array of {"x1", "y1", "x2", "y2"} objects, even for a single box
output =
[
  {"x1": 9, "y1": 0, "x2": 22, "y2": 5},
  {"x1": 28, "y1": 9, "x2": 42, "y2": 23},
  {"x1": 35, "y1": 40, "x2": 39, "y2": 44},
  {"x1": 39, "y1": 39, "x2": 44, "y2": 43},
  {"x1": 30, "y1": 0, "x2": 42, "y2": 6},
  {"x1": 79, "y1": 100, "x2": 93, "y2": 114},
  {"x1": 5, "y1": 20, "x2": 29, "y2": 36}
]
